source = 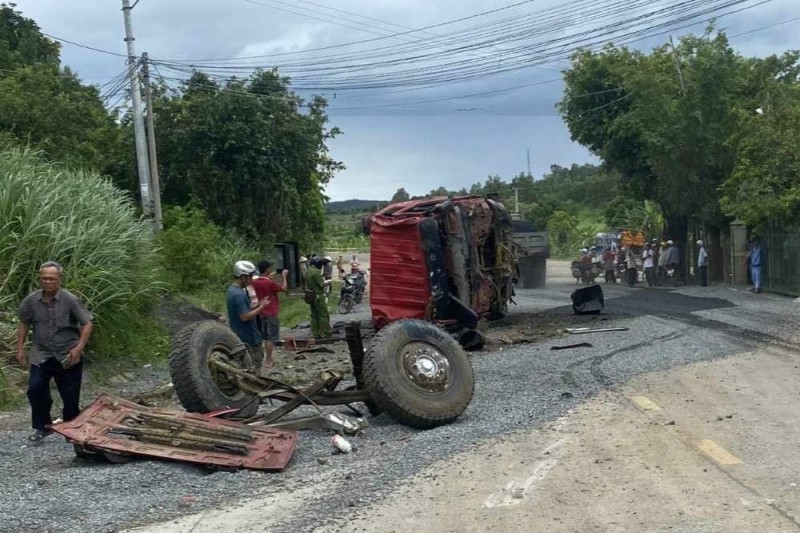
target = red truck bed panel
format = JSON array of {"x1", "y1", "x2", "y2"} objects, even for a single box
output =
[{"x1": 369, "y1": 215, "x2": 431, "y2": 328}]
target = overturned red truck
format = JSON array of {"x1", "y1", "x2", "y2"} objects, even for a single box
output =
[
  {"x1": 167, "y1": 196, "x2": 517, "y2": 431},
  {"x1": 367, "y1": 195, "x2": 516, "y2": 345}
]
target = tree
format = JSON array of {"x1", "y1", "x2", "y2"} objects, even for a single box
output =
[
  {"x1": 558, "y1": 28, "x2": 780, "y2": 275},
  {"x1": 390, "y1": 187, "x2": 410, "y2": 203},
  {"x1": 720, "y1": 65, "x2": 800, "y2": 229},
  {"x1": 149, "y1": 69, "x2": 342, "y2": 248},
  {"x1": 0, "y1": 5, "x2": 121, "y2": 174}
]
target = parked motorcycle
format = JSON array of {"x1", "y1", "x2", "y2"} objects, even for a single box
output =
[{"x1": 338, "y1": 270, "x2": 367, "y2": 314}]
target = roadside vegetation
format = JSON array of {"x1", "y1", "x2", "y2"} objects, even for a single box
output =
[{"x1": 1, "y1": 5, "x2": 799, "y2": 407}]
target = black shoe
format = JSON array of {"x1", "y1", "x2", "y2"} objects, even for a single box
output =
[{"x1": 28, "y1": 430, "x2": 51, "y2": 445}]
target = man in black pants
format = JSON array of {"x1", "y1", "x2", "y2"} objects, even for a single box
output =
[{"x1": 16, "y1": 261, "x2": 93, "y2": 445}]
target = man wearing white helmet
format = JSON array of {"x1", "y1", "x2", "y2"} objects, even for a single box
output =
[
  {"x1": 696, "y1": 239, "x2": 708, "y2": 287},
  {"x1": 227, "y1": 260, "x2": 271, "y2": 370}
]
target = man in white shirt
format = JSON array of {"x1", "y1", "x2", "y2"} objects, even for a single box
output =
[
  {"x1": 697, "y1": 239, "x2": 708, "y2": 287},
  {"x1": 643, "y1": 243, "x2": 655, "y2": 287}
]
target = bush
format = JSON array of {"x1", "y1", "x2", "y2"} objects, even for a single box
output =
[
  {"x1": 157, "y1": 204, "x2": 264, "y2": 295},
  {"x1": 0, "y1": 147, "x2": 161, "y2": 359},
  {"x1": 157, "y1": 205, "x2": 223, "y2": 292}
]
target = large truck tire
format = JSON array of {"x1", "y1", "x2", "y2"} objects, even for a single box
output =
[
  {"x1": 517, "y1": 256, "x2": 547, "y2": 289},
  {"x1": 169, "y1": 320, "x2": 259, "y2": 418},
  {"x1": 363, "y1": 320, "x2": 475, "y2": 429}
]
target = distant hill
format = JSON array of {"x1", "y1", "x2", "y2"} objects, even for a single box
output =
[{"x1": 325, "y1": 199, "x2": 384, "y2": 213}]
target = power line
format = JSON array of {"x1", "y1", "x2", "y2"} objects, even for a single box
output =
[
  {"x1": 729, "y1": 15, "x2": 800, "y2": 38},
  {"x1": 41, "y1": 32, "x2": 127, "y2": 58}
]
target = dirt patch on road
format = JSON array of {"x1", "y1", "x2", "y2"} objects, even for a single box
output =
[{"x1": 318, "y1": 347, "x2": 800, "y2": 533}]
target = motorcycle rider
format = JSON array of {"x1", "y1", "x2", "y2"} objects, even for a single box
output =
[{"x1": 602, "y1": 247, "x2": 616, "y2": 283}]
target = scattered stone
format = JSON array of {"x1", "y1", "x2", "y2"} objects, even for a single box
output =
[
  {"x1": 665, "y1": 420, "x2": 676, "y2": 426},
  {"x1": 316, "y1": 457, "x2": 329, "y2": 465},
  {"x1": 561, "y1": 392, "x2": 574, "y2": 399},
  {"x1": 511, "y1": 487, "x2": 525, "y2": 499}
]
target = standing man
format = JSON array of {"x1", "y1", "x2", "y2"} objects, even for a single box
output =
[
  {"x1": 252, "y1": 260, "x2": 288, "y2": 372},
  {"x1": 643, "y1": 243, "x2": 655, "y2": 287},
  {"x1": 657, "y1": 241, "x2": 669, "y2": 285},
  {"x1": 322, "y1": 256, "x2": 334, "y2": 300},
  {"x1": 16, "y1": 261, "x2": 93, "y2": 444},
  {"x1": 305, "y1": 257, "x2": 332, "y2": 339},
  {"x1": 350, "y1": 254, "x2": 360, "y2": 274},
  {"x1": 746, "y1": 237, "x2": 763, "y2": 293},
  {"x1": 298, "y1": 256, "x2": 308, "y2": 291},
  {"x1": 696, "y1": 239, "x2": 708, "y2": 287},
  {"x1": 336, "y1": 255, "x2": 345, "y2": 280},
  {"x1": 227, "y1": 260, "x2": 271, "y2": 371}
]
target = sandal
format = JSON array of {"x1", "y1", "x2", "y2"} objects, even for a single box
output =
[{"x1": 28, "y1": 430, "x2": 51, "y2": 445}]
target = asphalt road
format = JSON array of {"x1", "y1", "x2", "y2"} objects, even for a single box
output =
[{"x1": 2, "y1": 261, "x2": 798, "y2": 533}]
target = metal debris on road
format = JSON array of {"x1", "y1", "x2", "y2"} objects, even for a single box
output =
[
  {"x1": 567, "y1": 327, "x2": 630, "y2": 335},
  {"x1": 260, "y1": 412, "x2": 368, "y2": 435},
  {"x1": 550, "y1": 342, "x2": 594, "y2": 350},
  {"x1": 51, "y1": 394, "x2": 297, "y2": 472}
]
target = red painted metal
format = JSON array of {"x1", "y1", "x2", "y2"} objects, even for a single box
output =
[
  {"x1": 52, "y1": 394, "x2": 297, "y2": 471},
  {"x1": 369, "y1": 213, "x2": 432, "y2": 329}
]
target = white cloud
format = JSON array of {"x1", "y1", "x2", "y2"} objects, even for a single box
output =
[{"x1": 10, "y1": 0, "x2": 800, "y2": 202}]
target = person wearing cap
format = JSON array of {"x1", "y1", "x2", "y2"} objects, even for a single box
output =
[
  {"x1": 305, "y1": 256, "x2": 332, "y2": 339},
  {"x1": 227, "y1": 260, "x2": 271, "y2": 370},
  {"x1": 657, "y1": 241, "x2": 669, "y2": 284},
  {"x1": 665, "y1": 240, "x2": 680, "y2": 274},
  {"x1": 643, "y1": 243, "x2": 655, "y2": 287},
  {"x1": 16, "y1": 261, "x2": 93, "y2": 445},
  {"x1": 299, "y1": 256, "x2": 308, "y2": 290},
  {"x1": 336, "y1": 255, "x2": 345, "y2": 279},
  {"x1": 696, "y1": 239, "x2": 708, "y2": 287},
  {"x1": 252, "y1": 260, "x2": 288, "y2": 372}
]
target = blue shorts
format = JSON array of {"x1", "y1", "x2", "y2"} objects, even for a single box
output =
[{"x1": 259, "y1": 316, "x2": 280, "y2": 343}]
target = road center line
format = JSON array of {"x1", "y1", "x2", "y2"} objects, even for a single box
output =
[
  {"x1": 695, "y1": 439, "x2": 743, "y2": 465},
  {"x1": 629, "y1": 395, "x2": 662, "y2": 411}
]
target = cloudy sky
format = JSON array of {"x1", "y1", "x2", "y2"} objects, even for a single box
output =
[{"x1": 12, "y1": 0, "x2": 800, "y2": 201}]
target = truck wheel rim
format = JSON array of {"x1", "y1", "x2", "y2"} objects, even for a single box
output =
[
  {"x1": 209, "y1": 348, "x2": 244, "y2": 398},
  {"x1": 401, "y1": 342, "x2": 450, "y2": 393}
]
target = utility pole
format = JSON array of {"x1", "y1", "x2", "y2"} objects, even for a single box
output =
[
  {"x1": 526, "y1": 148, "x2": 531, "y2": 176},
  {"x1": 141, "y1": 52, "x2": 163, "y2": 231},
  {"x1": 514, "y1": 187, "x2": 520, "y2": 213},
  {"x1": 121, "y1": 0, "x2": 153, "y2": 221},
  {"x1": 669, "y1": 35, "x2": 686, "y2": 97}
]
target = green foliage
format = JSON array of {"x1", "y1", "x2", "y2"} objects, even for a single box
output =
[
  {"x1": 547, "y1": 210, "x2": 604, "y2": 258},
  {"x1": 0, "y1": 5, "x2": 120, "y2": 174},
  {"x1": 325, "y1": 199, "x2": 383, "y2": 213},
  {"x1": 604, "y1": 198, "x2": 665, "y2": 238},
  {"x1": 720, "y1": 83, "x2": 800, "y2": 229},
  {"x1": 147, "y1": 70, "x2": 342, "y2": 249},
  {"x1": 390, "y1": 188, "x2": 410, "y2": 203},
  {"x1": 559, "y1": 28, "x2": 800, "y2": 235},
  {"x1": 157, "y1": 205, "x2": 224, "y2": 292},
  {"x1": 323, "y1": 211, "x2": 370, "y2": 251},
  {"x1": 0, "y1": 147, "x2": 161, "y2": 358}
]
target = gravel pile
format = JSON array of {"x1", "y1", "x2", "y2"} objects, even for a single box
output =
[{"x1": 1, "y1": 283, "x2": 798, "y2": 533}]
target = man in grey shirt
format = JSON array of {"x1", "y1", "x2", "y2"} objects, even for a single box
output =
[{"x1": 16, "y1": 261, "x2": 93, "y2": 444}]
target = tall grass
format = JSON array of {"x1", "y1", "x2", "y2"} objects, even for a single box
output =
[{"x1": 0, "y1": 147, "x2": 161, "y2": 360}]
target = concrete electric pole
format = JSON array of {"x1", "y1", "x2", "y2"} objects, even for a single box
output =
[
  {"x1": 141, "y1": 52, "x2": 163, "y2": 230},
  {"x1": 122, "y1": 0, "x2": 153, "y2": 221}
]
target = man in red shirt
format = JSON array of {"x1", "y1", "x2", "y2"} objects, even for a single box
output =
[{"x1": 252, "y1": 260, "x2": 288, "y2": 373}]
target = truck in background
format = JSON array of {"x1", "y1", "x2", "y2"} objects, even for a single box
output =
[{"x1": 511, "y1": 213, "x2": 549, "y2": 289}]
